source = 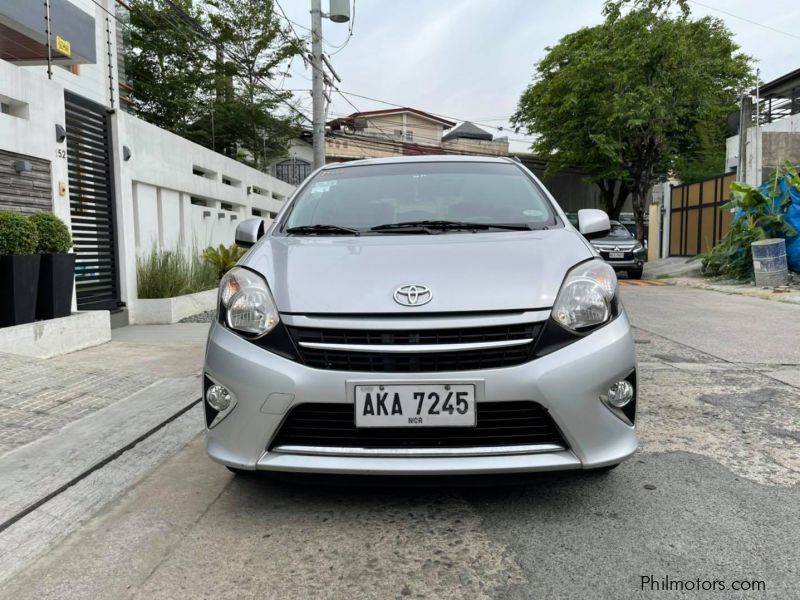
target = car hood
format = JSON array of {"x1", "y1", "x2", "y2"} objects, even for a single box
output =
[
  {"x1": 590, "y1": 235, "x2": 639, "y2": 248},
  {"x1": 243, "y1": 229, "x2": 594, "y2": 314}
]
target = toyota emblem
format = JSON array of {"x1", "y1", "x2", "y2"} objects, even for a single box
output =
[{"x1": 393, "y1": 284, "x2": 433, "y2": 307}]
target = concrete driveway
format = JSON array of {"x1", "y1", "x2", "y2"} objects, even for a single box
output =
[{"x1": 2, "y1": 285, "x2": 798, "y2": 599}]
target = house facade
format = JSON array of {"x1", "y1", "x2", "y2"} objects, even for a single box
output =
[
  {"x1": 725, "y1": 67, "x2": 800, "y2": 185},
  {"x1": 0, "y1": 0, "x2": 294, "y2": 319}
]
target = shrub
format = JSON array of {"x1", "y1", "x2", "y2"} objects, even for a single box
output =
[
  {"x1": 136, "y1": 247, "x2": 218, "y2": 299},
  {"x1": 700, "y1": 165, "x2": 798, "y2": 280},
  {"x1": 29, "y1": 212, "x2": 73, "y2": 254},
  {"x1": 0, "y1": 211, "x2": 39, "y2": 256},
  {"x1": 202, "y1": 244, "x2": 246, "y2": 279}
]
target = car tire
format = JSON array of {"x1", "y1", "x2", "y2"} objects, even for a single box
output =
[{"x1": 629, "y1": 269, "x2": 643, "y2": 279}]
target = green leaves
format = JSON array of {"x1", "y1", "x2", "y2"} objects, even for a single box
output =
[
  {"x1": 701, "y1": 165, "x2": 799, "y2": 280},
  {"x1": 512, "y1": 4, "x2": 753, "y2": 227},
  {"x1": 125, "y1": 0, "x2": 303, "y2": 167},
  {"x1": 202, "y1": 243, "x2": 246, "y2": 279},
  {"x1": 29, "y1": 212, "x2": 72, "y2": 254},
  {"x1": 0, "y1": 212, "x2": 39, "y2": 256}
]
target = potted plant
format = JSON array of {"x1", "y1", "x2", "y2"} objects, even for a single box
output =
[
  {"x1": 30, "y1": 212, "x2": 76, "y2": 320},
  {"x1": 0, "y1": 211, "x2": 40, "y2": 327}
]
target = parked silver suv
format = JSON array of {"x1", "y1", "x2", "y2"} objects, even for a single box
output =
[
  {"x1": 204, "y1": 156, "x2": 637, "y2": 476},
  {"x1": 589, "y1": 220, "x2": 647, "y2": 279}
]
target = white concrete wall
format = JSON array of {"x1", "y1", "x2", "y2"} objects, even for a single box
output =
[
  {"x1": 0, "y1": 59, "x2": 71, "y2": 228},
  {"x1": 114, "y1": 111, "x2": 296, "y2": 305},
  {"x1": 725, "y1": 113, "x2": 800, "y2": 185},
  {"x1": 24, "y1": 0, "x2": 119, "y2": 110}
]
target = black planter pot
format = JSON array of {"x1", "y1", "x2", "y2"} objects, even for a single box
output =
[
  {"x1": 0, "y1": 254, "x2": 41, "y2": 327},
  {"x1": 36, "y1": 253, "x2": 77, "y2": 320}
]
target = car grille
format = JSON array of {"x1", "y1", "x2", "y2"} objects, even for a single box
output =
[
  {"x1": 269, "y1": 401, "x2": 567, "y2": 450},
  {"x1": 286, "y1": 322, "x2": 542, "y2": 372}
]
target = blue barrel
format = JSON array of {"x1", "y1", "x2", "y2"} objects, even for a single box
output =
[{"x1": 751, "y1": 238, "x2": 789, "y2": 287}]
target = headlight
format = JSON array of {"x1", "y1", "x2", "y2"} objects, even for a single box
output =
[
  {"x1": 218, "y1": 267, "x2": 279, "y2": 336},
  {"x1": 552, "y1": 259, "x2": 618, "y2": 331}
]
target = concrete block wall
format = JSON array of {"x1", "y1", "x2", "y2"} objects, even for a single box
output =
[{"x1": 114, "y1": 110, "x2": 296, "y2": 306}]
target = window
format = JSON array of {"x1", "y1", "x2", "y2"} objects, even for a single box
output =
[
  {"x1": 190, "y1": 197, "x2": 207, "y2": 206},
  {"x1": 284, "y1": 162, "x2": 557, "y2": 231},
  {"x1": 393, "y1": 129, "x2": 403, "y2": 138},
  {"x1": 404, "y1": 130, "x2": 413, "y2": 142},
  {"x1": 252, "y1": 208, "x2": 262, "y2": 216},
  {"x1": 220, "y1": 202, "x2": 233, "y2": 211},
  {"x1": 275, "y1": 159, "x2": 311, "y2": 186},
  {"x1": 607, "y1": 223, "x2": 634, "y2": 239}
]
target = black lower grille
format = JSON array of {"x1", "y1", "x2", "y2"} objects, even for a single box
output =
[
  {"x1": 287, "y1": 323, "x2": 542, "y2": 372},
  {"x1": 270, "y1": 401, "x2": 566, "y2": 449}
]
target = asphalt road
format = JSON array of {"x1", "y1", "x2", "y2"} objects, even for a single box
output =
[{"x1": 3, "y1": 285, "x2": 799, "y2": 600}]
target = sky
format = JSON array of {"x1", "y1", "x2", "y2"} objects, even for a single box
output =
[{"x1": 277, "y1": 0, "x2": 800, "y2": 152}]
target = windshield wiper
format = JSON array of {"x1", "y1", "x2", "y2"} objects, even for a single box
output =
[
  {"x1": 286, "y1": 224, "x2": 361, "y2": 236},
  {"x1": 371, "y1": 220, "x2": 533, "y2": 232}
]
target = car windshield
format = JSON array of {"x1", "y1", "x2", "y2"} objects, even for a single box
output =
[
  {"x1": 607, "y1": 223, "x2": 633, "y2": 239},
  {"x1": 282, "y1": 162, "x2": 557, "y2": 233}
]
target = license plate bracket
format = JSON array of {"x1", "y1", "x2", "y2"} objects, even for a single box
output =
[
  {"x1": 353, "y1": 383, "x2": 477, "y2": 428},
  {"x1": 609, "y1": 252, "x2": 625, "y2": 259}
]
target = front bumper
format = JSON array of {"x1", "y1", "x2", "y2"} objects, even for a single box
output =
[{"x1": 204, "y1": 313, "x2": 638, "y2": 475}]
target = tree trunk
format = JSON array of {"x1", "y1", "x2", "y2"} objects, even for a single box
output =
[
  {"x1": 631, "y1": 186, "x2": 646, "y2": 243},
  {"x1": 597, "y1": 180, "x2": 627, "y2": 220}
]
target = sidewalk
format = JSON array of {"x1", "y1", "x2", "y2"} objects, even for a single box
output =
[
  {"x1": 644, "y1": 257, "x2": 800, "y2": 305},
  {"x1": 0, "y1": 323, "x2": 209, "y2": 532},
  {"x1": 0, "y1": 324, "x2": 208, "y2": 457}
]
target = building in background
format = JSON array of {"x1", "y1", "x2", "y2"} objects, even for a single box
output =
[
  {"x1": 0, "y1": 0, "x2": 294, "y2": 320},
  {"x1": 326, "y1": 107, "x2": 456, "y2": 161},
  {"x1": 726, "y1": 67, "x2": 800, "y2": 185},
  {"x1": 441, "y1": 121, "x2": 508, "y2": 156}
]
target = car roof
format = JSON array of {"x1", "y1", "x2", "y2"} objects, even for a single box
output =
[{"x1": 322, "y1": 155, "x2": 516, "y2": 170}]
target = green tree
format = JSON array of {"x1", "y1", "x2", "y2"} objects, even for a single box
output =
[
  {"x1": 512, "y1": 2, "x2": 752, "y2": 240},
  {"x1": 123, "y1": 0, "x2": 302, "y2": 167},
  {"x1": 205, "y1": 0, "x2": 304, "y2": 168},
  {"x1": 124, "y1": 0, "x2": 210, "y2": 139}
]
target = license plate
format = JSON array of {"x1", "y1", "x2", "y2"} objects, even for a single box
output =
[
  {"x1": 354, "y1": 384, "x2": 476, "y2": 428},
  {"x1": 609, "y1": 252, "x2": 625, "y2": 259}
]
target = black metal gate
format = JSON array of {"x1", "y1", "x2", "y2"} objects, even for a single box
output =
[{"x1": 64, "y1": 92, "x2": 121, "y2": 310}]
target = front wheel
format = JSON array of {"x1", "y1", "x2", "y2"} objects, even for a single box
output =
[{"x1": 628, "y1": 268, "x2": 643, "y2": 280}]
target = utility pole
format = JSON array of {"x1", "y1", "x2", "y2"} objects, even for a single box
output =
[
  {"x1": 310, "y1": 0, "x2": 325, "y2": 170},
  {"x1": 310, "y1": 0, "x2": 349, "y2": 170}
]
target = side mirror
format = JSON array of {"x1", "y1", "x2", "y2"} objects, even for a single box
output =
[
  {"x1": 577, "y1": 209, "x2": 610, "y2": 239},
  {"x1": 235, "y1": 217, "x2": 265, "y2": 248}
]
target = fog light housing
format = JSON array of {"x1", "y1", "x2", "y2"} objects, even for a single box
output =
[
  {"x1": 206, "y1": 384, "x2": 232, "y2": 411},
  {"x1": 606, "y1": 380, "x2": 634, "y2": 408}
]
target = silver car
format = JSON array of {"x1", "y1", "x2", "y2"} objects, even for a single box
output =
[
  {"x1": 589, "y1": 220, "x2": 647, "y2": 279},
  {"x1": 204, "y1": 156, "x2": 638, "y2": 476}
]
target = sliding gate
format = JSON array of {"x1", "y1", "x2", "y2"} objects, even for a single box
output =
[
  {"x1": 64, "y1": 92, "x2": 121, "y2": 310},
  {"x1": 669, "y1": 173, "x2": 736, "y2": 257}
]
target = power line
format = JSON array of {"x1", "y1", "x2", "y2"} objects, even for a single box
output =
[
  {"x1": 334, "y1": 90, "x2": 522, "y2": 135},
  {"x1": 687, "y1": 0, "x2": 800, "y2": 42},
  {"x1": 157, "y1": 0, "x2": 312, "y2": 123}
]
